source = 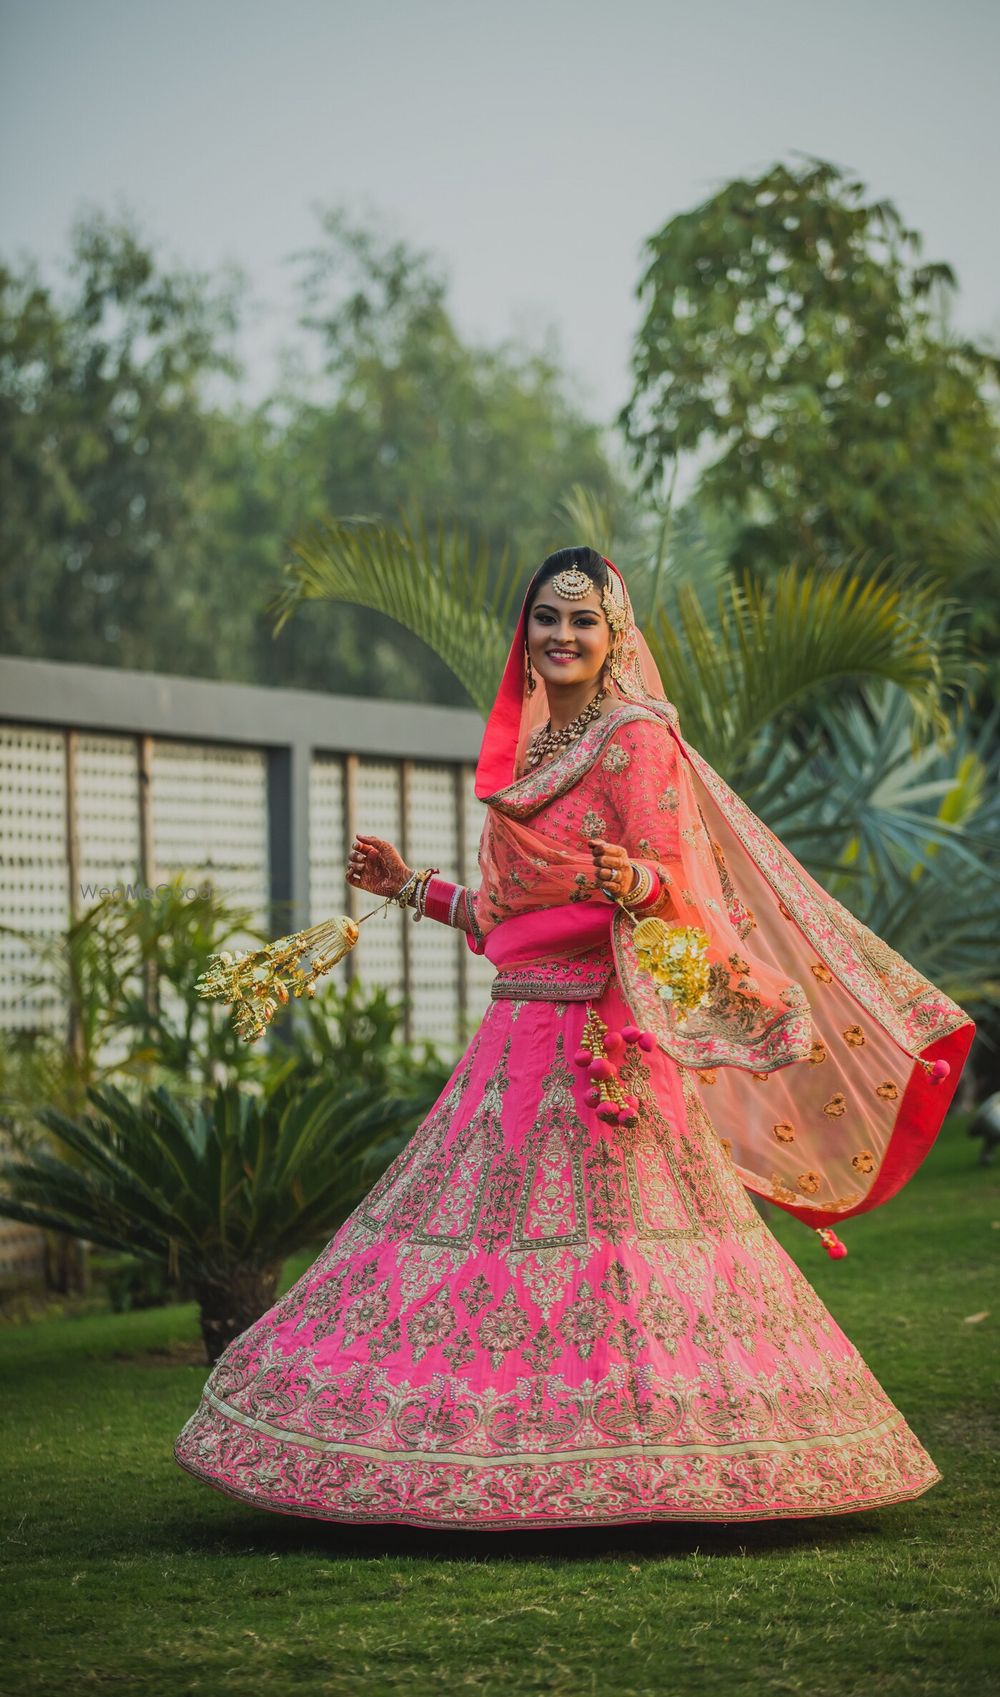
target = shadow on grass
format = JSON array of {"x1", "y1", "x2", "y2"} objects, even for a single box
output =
[{"x1": 161, "y1": 1488, "x2": 886, "y2": 1564}]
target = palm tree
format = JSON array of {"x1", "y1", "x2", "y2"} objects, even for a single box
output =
[{"x1": 0, "y1": 1070, "x2": 447, "y2": 1361}]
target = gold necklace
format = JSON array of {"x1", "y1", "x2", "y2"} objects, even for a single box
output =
[{"x1": 525, "y1": 686, "x2": 608, "y2": 769}]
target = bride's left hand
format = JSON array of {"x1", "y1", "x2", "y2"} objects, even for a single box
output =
[{"x1": 587, "y1": 837, "x2": 636, "y2": 899}]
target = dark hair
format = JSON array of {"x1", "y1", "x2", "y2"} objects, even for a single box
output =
[{"x1": 524, "y1": 547, "x2": 608, "y2": 626}]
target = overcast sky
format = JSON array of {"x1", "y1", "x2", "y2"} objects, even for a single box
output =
[{"x1": 2, "y1": 0, "x2": 997, "y2": 435}]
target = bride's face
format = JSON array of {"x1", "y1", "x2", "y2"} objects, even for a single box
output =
[{"x1": 526, "y1": 581, "x2": 610, "y2": 689}]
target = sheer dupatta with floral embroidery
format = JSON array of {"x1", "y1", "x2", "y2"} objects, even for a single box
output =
[{"x1": 466, "y1": 556, "x2": 975, "y2": 1234}]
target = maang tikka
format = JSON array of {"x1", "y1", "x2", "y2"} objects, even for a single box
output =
[{"x1": 550, "y1": 565, "x2": 628, "y2": 637}]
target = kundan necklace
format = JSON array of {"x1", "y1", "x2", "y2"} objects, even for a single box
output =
[{"x1": 525, "y1": 685, "x2": 609, "y2": 770}]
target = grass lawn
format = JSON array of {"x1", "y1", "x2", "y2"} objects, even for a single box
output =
[{"x1": 1, "y1": 1114, "x2": 997, "y2": 1697}]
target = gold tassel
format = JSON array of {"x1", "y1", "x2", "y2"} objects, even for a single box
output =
[{"x1": 196, "y1": 899, "x2": 393, "y2": 1044}]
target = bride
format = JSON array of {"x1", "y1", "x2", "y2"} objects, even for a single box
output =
[{"x1": 173, "y1": 547, "x2": 974, "y2": 1528}]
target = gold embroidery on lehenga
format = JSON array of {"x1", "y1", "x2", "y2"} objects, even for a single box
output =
[
  {"x1": 478, "y1": 1288, "x2": 533, "y2": 1369},
  {"x1": 558, "y1": 1280, "x2": 609, "y2": 1360},
  {"x1": 508, "y1": 1035, "x2": 590, "y2": 1306},
  {"x1": 409, "y1": 1043, "x2": 513, "y2": 1251}
]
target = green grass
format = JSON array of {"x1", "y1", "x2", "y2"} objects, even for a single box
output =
[{"x1": 1, "y1": 1117, "x2": 998, "y2": 1697}]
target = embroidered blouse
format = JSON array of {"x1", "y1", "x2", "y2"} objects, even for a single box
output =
[{"x1": 422, "y1": 708, "x2": 679, "y2": 1000}]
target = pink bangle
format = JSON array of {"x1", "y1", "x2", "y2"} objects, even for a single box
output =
[
  {"x1": 422, "y1": 875, "x2": 462, "y2": 926},
  {"x1": 628, "y1": 860, "x2": 663, "y2": 912}
]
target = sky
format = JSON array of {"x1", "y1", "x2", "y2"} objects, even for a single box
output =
[{"x1": 2, "y1": 0, "x2": 998, "y2": 453}]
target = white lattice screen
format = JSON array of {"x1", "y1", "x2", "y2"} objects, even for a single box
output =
[
  {"x1": 1, "y1": 724, "x2": 495, "y2": 1054},
  {"x1": 152, "y1": 741, "x2": 270, "y2": 932},
  {"x1": 74, "y1": 732, "x2": 145, "y2": 1071},
  {"x1": 151, "y1": 740, "x2": 271, "y2": 1043},
  {"x1": 0, "y1": 723, "x2": 498, "y2": 1058},
  {"x1": 353, "y1": 759, "x2": 405, "y2": 1001},
  {"x1": 0, "y1": 725, "x2": 68, "y2": 1034},
  {"x1": 406, "y1": 762, "x2": 461, "y2": 1047},
  {"x1": 75, "y1": 733, "x2": 142, "y2": 896},
  {"x1": 309, "y1": 753, "x2": 348, "y2": 988}
]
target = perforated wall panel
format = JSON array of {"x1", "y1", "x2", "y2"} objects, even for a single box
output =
[
  {"x1": 152, "y1": 740, "x2": 269, "y2": 937},
  {"x1": 354, "y1": 760, "x2": 404, "y2": 1001},
  {"x1": 406, "y1": 763, "x2": 461, "y2": 1050},
  {"x1": 151, "y1": 740, "x2": 270, "y2": 1045},
  {"x1": 309, "y1": 754, "x2": 348, "y2": 989},
  {"x1": 75, "y1": 733, "x2": 142, "y2": 898},
  {"x1": 0, "y1": 725, "x2": 69, "y2": 1033},
  {"x1": 72, "y1": 732, "x2": 147, "y2": 1072}
]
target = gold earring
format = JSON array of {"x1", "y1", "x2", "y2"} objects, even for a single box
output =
[{"x1": 524, "y1": 642, "x2": 536, "y2": 694}]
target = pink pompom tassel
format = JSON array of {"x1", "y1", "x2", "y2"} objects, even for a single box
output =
[
  {"x1": 929, "y1": 1058, "x2": 950, "y2": 1083},
  {"x1": 816, "y1": 1227, "x2": 848, "y2": 1259}
]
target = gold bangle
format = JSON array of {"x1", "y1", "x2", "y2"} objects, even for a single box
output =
[
  {"x1": 619, "y1": 861, "x2": 653, "y2": 908},
  {"x1": 410, "y1": 866, "x2": 440, "y2": 922}
]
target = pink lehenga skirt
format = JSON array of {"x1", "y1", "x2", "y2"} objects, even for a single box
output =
[{"x1": 172, "y1": 965, "x2": 941, "y2": 1531}]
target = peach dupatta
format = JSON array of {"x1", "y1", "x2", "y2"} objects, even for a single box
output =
[{"x1": 465, "y1": 557, "x2": 975, "y2": 1233}]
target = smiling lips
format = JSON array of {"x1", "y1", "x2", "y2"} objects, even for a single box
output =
[{"x1": 546, "y1": 650, "x2": 579, "y2": 662}]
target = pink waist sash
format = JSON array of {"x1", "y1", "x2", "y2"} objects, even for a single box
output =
[
  {"x1": 481, "y1": 902, "x2": 616, "y2": 1002},
  {"x1": 483, "y1": 900, "x2": 614, "y2": 967}
]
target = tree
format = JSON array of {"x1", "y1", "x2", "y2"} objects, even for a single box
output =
[
  {"x1": 0, "y1": 210, "x2": 251, "y2": 673},
  {"x1": 261, "y1": 207, "x2": 638, "y2": 702},
  {"x1": 0, "y1": 205, "x2": 640, "y2": 704},
  {"x1": 619, "y1": 156, "x2": 1000, "y2": 601}
]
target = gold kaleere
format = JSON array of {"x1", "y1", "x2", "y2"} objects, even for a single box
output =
[
  {"x1": 624, "y1": 912, "x2": 712, "y2": 1021},
  {"x1": 196, "y1": 898, "x2": 395, "y2": 1044}
]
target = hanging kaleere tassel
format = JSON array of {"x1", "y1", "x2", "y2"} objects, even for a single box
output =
[
  {"x1": 628, "y1": 913, "x2": 713, "y2": 1018},
  {"x1": 196, "y1": 895, "x2": 399, "y2": 1044}
]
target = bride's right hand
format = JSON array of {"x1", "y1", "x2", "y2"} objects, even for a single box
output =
[{"x1": 347, "y1": 834, "x2": 413, "y2": 898}]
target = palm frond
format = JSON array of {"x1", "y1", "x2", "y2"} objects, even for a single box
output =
[
  {"x1": 553, "y1": 484, "x2": 616, "y2": 558},
  {"x1": 0, "y1": 1073, "x2": 440, "y2": 1280},
  {"x1": 647, "y1": 557, "x2": 977, "y2": 775},
  {"x1": 743, "y1": 681, "x2": 1000, "y2": 1009},
  {"x1": 270, "y1": 506, "x2": 525, "y2": 713}
]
